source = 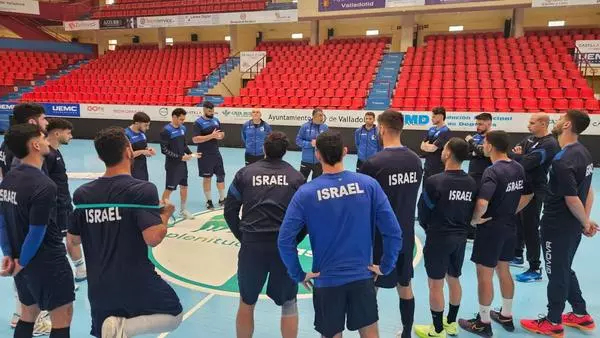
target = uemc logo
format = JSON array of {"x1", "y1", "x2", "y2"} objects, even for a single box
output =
[{"x1": 46, "y1": 104, "x2": 79, "y2": 116}]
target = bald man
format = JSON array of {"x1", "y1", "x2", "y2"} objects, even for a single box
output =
[{"x1": 510, "y1": 114, "x2": 560, "y2": 284}]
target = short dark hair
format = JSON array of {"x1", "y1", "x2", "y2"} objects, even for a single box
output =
[
  {"x1": 264, "y1": 131, "x2": 289, "y2": 159},
  {"x1": 172, "y1": 108, "x2": 187, "y2": 117},
  {"x1": 312, "y1": 108, "x2": 323, "y2": 116},
  {"x1": 5, "y1": 123, "x2": 43, "y2": 159},
  {"x1": 565, "y1": 110, "x2": 590, "y2": 135},
  {"x1": 365, "y1": 112, "x2": 375, "y2": 118},
  {"x1": 432, "y1": 106, "x2": 446, "y2": 120},
  {"x1": 94, "y1": 127, "x2": 129, "y2": 167},
  {"x1": 475, "y1": 113, "x2": 492, "y2": 121},
  {"x1": 133, "y1": 112, "x2": 150, "y2": 123},
  {"x1": 485, "y1": 130, "x2": 510, "y2": 153},
  {"x1": 377, "y1": 109, "x2": 404, "y2": 133},
  {"x1": 203, "y1": 101, "x2": 214, "y2": 109},
  {"x1": 13, "y1": 103, "x2": 45, "y2": 125},
  {"x1": 316, "y1": 131, "x2": 344, "y2": 166},
  {"x1": 446, "y1": 137, "x2": 469, "y2": 162},
  {"x1": 47, "y1": 118, "x2": 73, "y2": 133}
]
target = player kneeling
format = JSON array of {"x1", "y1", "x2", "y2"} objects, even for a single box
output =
[
  {"x1": 67, "y1": 127, "x2": 183, "y2": 338},
  {"x1": 414, "y1": 138, "x2": 477, "y2": 337}
]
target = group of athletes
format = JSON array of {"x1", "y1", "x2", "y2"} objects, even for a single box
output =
[{"x1": 0, "y1": 100, "x2": 596, "y2": 338}]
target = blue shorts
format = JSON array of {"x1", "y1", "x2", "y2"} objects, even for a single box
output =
[
  {"x1": 165, "y1": 162, "x2": 188, "y2": 191},
  {"x1": 198, "y1": 153, "x2": 225, "y2": 179},
  {"x1": 424, "y1": 235, "x2": 467, "y2": 279},
  {"x1": 14, "y1": 256, "x2": 75, "y2": 311},
  {"x1": 471, "y1": 222, "x2": 517, "y2": 268}
]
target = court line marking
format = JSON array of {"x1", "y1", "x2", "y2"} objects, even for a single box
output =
[{"x1": 156, "y1": 293, "x2": 215, "y2": 338}]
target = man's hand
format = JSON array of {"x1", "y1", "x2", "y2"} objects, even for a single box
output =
[
  {"x1": 12, "y1": 259, "x2": 22, "y2": 276},
  {"x1": 512, "y1": 146, "x2": 523, "y2": 155},
  {"x1": 584, "y1": 221, "x2": 599, "y2": 238},
  {"x1": 310, "y1": 139, "x2": 316, "y2": 147},
  {"x1": 465, "y1": 135, "x2": 473, "y2": 142},
  {"x1": 146, "y1": 148, "x2": 156, "y2": 156},
  {"x1": 302, "y1": 272, "x2": 320, "y2": 291},
  {"x1": 471, "y1": 217, "x2": 492, "y2": 226},
  {"x1": 160, "y1": 200, "x2": 176, "y2": 222},
  {"x1": 215, "y1": 131, "x2": 225, "y2": 140},
  {"x1": 368, "y1": 264, "x2": 383, "y2": 282},
  {"x1": 182, "y1": 154, "x2": 193, "y2": 161},
  {"x1": 0, "y1": 257, "x2": 14, "y2": 277}
]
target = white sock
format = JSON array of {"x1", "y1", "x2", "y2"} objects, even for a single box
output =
[
  {"x1": 218, "y1": 189, "x2": 225, "y2": 201},
  {"x1": 180, "y1": 203, "x2": 186, "y2": 212},
  {"x1": 204, "y1": 190, "x2": 212, "y2": 202},
  {"x1": 479, "y1": 304, "x2": 491, "y2": 323},
  {"x1": 123, "y1": 313, "x2": 183, "y2": 336},
  {"x1": 73, "y1": 258, "x2": 84, "y2": 267},
  {"x1": 501, "y1": 299, "x2": 513, "y2": 317}
]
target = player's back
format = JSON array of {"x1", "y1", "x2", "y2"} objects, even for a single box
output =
[
  {"x1": 360, "y1": 147, "x2": 423, "y2": 231},
  {"x1": 480, "y1": 160, "x2": 527, "y2": 224}
]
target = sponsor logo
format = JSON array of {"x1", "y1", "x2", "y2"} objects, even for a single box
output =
[
  {"x1": 86, "y1": 105, "x2": 104, "y2": 112},
  {"x1": 43, "y1": 104, "x2": 80, "y2": 117},
  {"x1": 0, "y1": 103, "x2": 16, "y2": 111},
  {"x1": 240, "y1": 13, "x2": 247, "y2": 20},
  {"x1": 159, "y1": 108, "x2": 168, "y2": 117}
]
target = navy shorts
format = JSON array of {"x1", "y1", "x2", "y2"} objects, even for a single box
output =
[
  {"x1": 237, "y1": 239, "x2": 298, "y2": 306},
  {"x1": 424, "y1": 235, "x2": 467, "y2": 279},
  {"x1": 374, "y1": 230, "x2": 414, "y2": 288},
  {"x1": 471, "y1": 222, "x2": 517, "y2": 268},
  {"x1": 14, "y1": 256, "x2": 75, "y2": 311},
  {"x1": 165, "y1": 162, "x2": 188, "y2": 191},
  {"x1": 198, "y1": 153, "x2": 225, "y2": 180},
  {"x1": 244, "y1": 153, "x2": 263, "y2": 166},
  {"x1": 313, "y1": 278, "x2": 378, "y2": 338},
  {"x1": 57, "y1": 207, "x2": 72, "y2": 236}
]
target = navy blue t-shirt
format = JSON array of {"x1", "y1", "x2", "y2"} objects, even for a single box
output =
[
  {"x1": 70, "y1": 175, "x2": 181, "y2": 314},
  {"x1": 511, "y1": 134, "x2": 560, "y2": 193},
  {"x1": 0, "y1": 164, "x2": 62, "y2": 264},
  {"x1": 419, "y1": 170, "x2": 477, "y2": 237},
  {"x1": 0, "y1": 141, "x2": 13, "y2": 177},
  {"x1": 160, "y1": 124, "x2": 191, "y2": 165},
  {"x1": 45, "y1": 147, "x2": 72, "y2": 227},
  {"x1": 125, "y1": 127, "x2": 149, "y2": 180},
  {"x1": 477, "y1": 160, "x2": 530, "y2": 226},
  {"x1": 543, "y1": 142, "x2": 593, "y2": 227},
  {"x1": 467, "y1": 133, "x2": 492, "y2": 180},
  {"x1": 193, "y1": 116, "x2": 222, "y2": 155},
  {"x1": 360, "y1": 147, "x2": 423, "y2": 237},
  {"x1": 423, "y1": 125, "x2": 451, "y2": 175}
]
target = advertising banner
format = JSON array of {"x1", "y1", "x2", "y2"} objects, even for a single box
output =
[
  {"x1": 575, "y1": 40, "x2": 600, "y2": 65},
  {"x1": 136, "y1": 10, "x2": 298, "y2": 28},
  {"x1": 42, "y1": 103, "x2": 80, "y2": 117},
  {"x1": 532, "y1": 0, "x2": 599, "y2": 7},
  {"x1": 100, "y1": 18, "x2": 136, "y2": 29},
  {"x1": 0, "y1": 0, "x2": 39, "y2": 15},
  {"x1": 63, "y1": 20, "x2": 100, "y2": 32},
  {"x1": 319, "y1": 0, "x2": 386, "y2": 11}
]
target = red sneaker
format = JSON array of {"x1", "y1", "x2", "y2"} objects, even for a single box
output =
[
  {"x1": 562, "y1": 312, "x2": 596, "y2": 332},
  {"x1": 520, "y1": 317, "x2": 564, "y2": 338}
]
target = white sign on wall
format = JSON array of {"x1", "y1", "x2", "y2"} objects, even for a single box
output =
[
  {"x1": 240, "y1": 51, "x2": 267, "y2": 73},
  {"x1": 532, "y1": 0, "x2": 599, "y2": 7},
  {"x1": 575, "y1": 40, "x2": 600, "y2": 65},
  {"x1": 135, "y1": 9, "x2": 298, "y2": 29},
  {"x1": 63, "y1": 20, "x2": 100, "y2": 31},
  {"x1": 0, "y1": 0, "x2": 40, "y2": 15}
]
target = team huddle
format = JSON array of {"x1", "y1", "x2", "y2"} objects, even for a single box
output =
[{"x1": 0, "y1": 102, "x2": 596, "y2": 338}]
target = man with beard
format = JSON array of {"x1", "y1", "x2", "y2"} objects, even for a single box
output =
[
  {"x1": 192, "y1": 101, "x2": 226, "y2": 209},
  {"x1": 125, "y1": 112, "x2": 155, "y2": 181},
  {"x1": 296, "y1": 108, "x2": 328, "y2": 181},
  {"x1": 521, "y1": 110, "x2": 597, "y2": 337},
  {"x1": 241, "y1": 109, "x2": 272, "y2": 166},
  {"x1": 420, "y1": 107, "x2": 451, "y2": 184},
  {"x1": 354, "y1": 112, "x2": 381, "y2": 171}
]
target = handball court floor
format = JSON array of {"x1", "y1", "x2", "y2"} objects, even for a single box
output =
[{"x1": 0, "y1": 139, "x2": 599, "y2": 338}]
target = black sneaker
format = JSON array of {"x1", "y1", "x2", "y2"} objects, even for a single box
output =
[
  {"x1": 491, "y1": 309, "x2": 515, "y2": 332},
  {"x1": 206, "y1": 200, "x2": 214, "y2": 210},
  {"x1": 458, "y1": 315, "x2": 493, "y2": 337},
  {"x1": 218, "y1": 199, "x2": 225, "y2": 207}
]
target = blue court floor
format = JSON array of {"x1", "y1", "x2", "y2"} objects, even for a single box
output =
[{"x1": 0, "y1": 138, "x2": 599, "y2": 338}]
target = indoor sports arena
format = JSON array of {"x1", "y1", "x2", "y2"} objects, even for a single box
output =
[{"x1": 0, "y1": 0, "x2": 599, "y2": 337}]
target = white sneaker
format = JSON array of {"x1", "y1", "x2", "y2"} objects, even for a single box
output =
[
  {"x1": 180, "y1": 210, "x2": 195, "y2": 220},
  {"x1": 101, "y1": 316, "x2": 126, "y2": 338},
  {"x1": 74, "y1": 266, "x2": 87, "y2": 282},
  {"x1": 32, "y1": 312, "x2": 52, "y2": 337},
  {"x1": 10, "y1": 313, "x2": 19, "y2": 328},
  {"x1": 74, "y1": 283, "x2": 79, "y2": 291}
]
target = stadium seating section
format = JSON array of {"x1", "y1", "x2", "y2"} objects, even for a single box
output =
[
  {"x1": 391, "y1": 29, "x2": 600, "y2": 114},
  {"x1": 223, "y1": 38, "x2": 390, "y2": 110},
  {"x1": 91, "y1": 0, "x2": 265, "y2": 19},
  {"x1": 22, "y1": 43, "x2": 230, "y2": 106},
  {"x1": 0, "y1": 49, "x2": 85, "y2": 87}
]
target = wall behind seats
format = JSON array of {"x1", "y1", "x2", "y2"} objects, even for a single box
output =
[{"x1": 523, "y1": 6, "x2": 600, "y2": 28}]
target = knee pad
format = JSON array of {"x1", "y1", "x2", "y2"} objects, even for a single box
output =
[
  {"x1": 281, "y1": 298, "x2": 298, "y2": 317},
  {"x1": 216, "y1": 175, "x2": 225, "y2": 183}
]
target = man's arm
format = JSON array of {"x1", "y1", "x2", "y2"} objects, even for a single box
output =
[
  {"x1": 295, "y1": 125, "x2": 312, "y2": 149},
  {"x1": 472, "y1": 170, "x2": 495, "y2": 224},
  {"x1": 0, "y1": 214, "x2": 12, "y2": 257},
  {"x1": 191, "y1": 122, "x2": 217, "y2": 144},
  {"x1": 223, "y1": 172, "x2": 244, "y2": 241},
  {"x1": 373, "y1": 183, "x2": 402, "y2": 275},
  {"x1": 517, "y1": 194, "x2": 534, "y2": 214},
  {"x1": 133, "y1": 184, "x2": 175, "y2": 247},
  {"x1": 585, "y1": 186, "x2": 594, "y2": 220},
  {"x1": 354, "y1": 128, "x2": 360, "y2": 149},
  {"x1": 467, "y1": 138, "x2": 485, "y2": 157},
  {"x1": 159, "y1": 130, "x2": 182, "y2": 159},
  {"x1": 132, "y1": 149, "x2": 149, "y2": 158},
  {"x1": 277, "y1": 193, "x2": 307, "y2": 283},
  {"x1": 417, "y1": 179, "x2": 438, "y2": 229},
  {"x1": 20, "y1": 183, "x2": 57, "y2": 267},
  {"x1": 240, "y1": 123, "x2": 247, "y2": 146}
]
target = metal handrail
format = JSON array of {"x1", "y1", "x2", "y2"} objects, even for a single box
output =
[
  {"x1": 240, "y1": 54, "x2": 267, "y2": 80},
  {"x1": 573, "y1": 45, "x2": 599, "y2": 95}
]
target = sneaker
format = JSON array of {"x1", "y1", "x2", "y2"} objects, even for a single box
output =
[
  {"x1": 490, "y1": 309, "x2": 515, "y2": 332},
  {"x1": 74, "y1": 265, "x2": 87, "y2": 283},
  {"x1": 206, "y1": 200, "x2": 214, "y2": 210},
  {"x1": 510, "y1": 256, "x2": 524, "y2": 267},
  {"x1": 10, "y1": 313, "x2": 19, "y2": 328},
  {"x1": 458, "y1": 315, "x2": 493, "y2": 337},
  {"x1": 520, "y1": 316, "x2": 564, "y2": 338},
  {"x1": 562, "y1": 312, "x2": 596, "y2": 332},
  {"x1": 74, "y1": 283, "x2": 79, "y2": 291},
  {"x1": 180, "y1": 210, "x2": 195, "y2": 220},
  {"x1": 443, "y1": 318, "x2": 459, "y2": 336},
  {"x1": 218, "y1": 199, "x2": 225, "y2": 207},
  {"x1": 101, "y1": 316, "x2": 126, "y2": 338},
  {"x1": 32, "y1": 312, "x2": 52, "y2": 337},
  {"x1": 414, "y1": 324, "x2": 447, "y2": 337},
  {"x1": 516, "y1": 269, "x2": 543, "y2": 283}
]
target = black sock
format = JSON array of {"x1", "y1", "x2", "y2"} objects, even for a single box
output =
[
  {"x1": 448, "y1": 303, "x2": 460, "y2": 324},
  {"x1": 432, "y1": 310, "x2": 444, "y2": 333},
  {"x1": 400, "y1": 298, "x2": 415, "y2": 338},
  {"x1": 14, "y1": 320, "x2": 34, "y2": 338},
  {"x1": 49, "y1": 327, "x2": 70, "y2": 338}
]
